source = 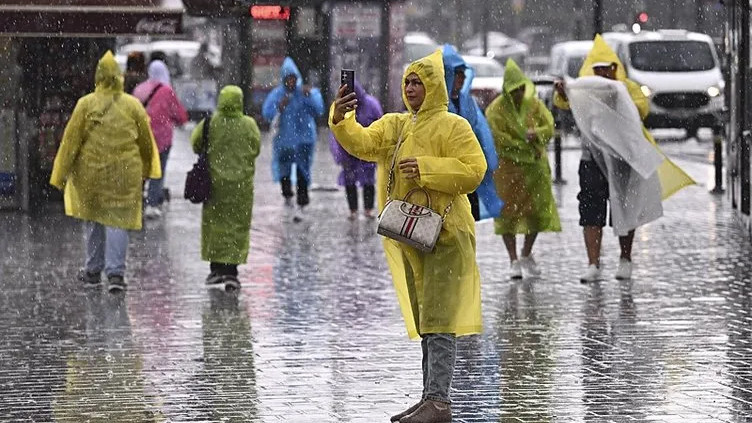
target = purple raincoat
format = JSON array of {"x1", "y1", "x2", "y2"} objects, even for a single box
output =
[{"x1": 329, "y1": 81, "x2": 383, "y2": 186}]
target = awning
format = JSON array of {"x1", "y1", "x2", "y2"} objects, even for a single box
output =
[{"x1": 0, "y1": 0, "x2": 184, "y2": 37}]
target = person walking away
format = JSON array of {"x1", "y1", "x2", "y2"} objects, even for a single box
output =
[
  {"x1": 329, "y1": 80, "x2": 383, "y2": 220},
  {"x1": 191, "y1": 85, "x2": 261, "y2": 291},
  {"x1": 123, "y1": 51, "x2": 147, "y2": 94},
  {"x1": 330, "y1": 50, "x2": 486, "y2": 423},
  {"x1": 262, "y1": 57, "x2": 324, "y2": 222},
  {"x1": 442, "y1": 44, "x2": 503, "y2": 221},
  {"x1": 553, "y1": 35, "x2": 695, "y2": 282},
  {"x1": 486, "y1": 59, "x2": 561, "y2": 279},
  {"x1": 50, "y1": 51, "x2": 161, "y2": 293},
  {"x1": 133, "y1": 60, "x2": 189, "y2": 219}
]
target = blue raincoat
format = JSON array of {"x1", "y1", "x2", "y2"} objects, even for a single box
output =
[
  {"x1": 442, "y1": 45, "x2": 503, "y2": 219},
  {"x1": 261, "y1": 57, "x2": 325, "y2": 182}
]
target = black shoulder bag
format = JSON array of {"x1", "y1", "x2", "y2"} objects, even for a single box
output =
[{"x1": 184, "y1": 116, "x2": 212, "y2": 203}]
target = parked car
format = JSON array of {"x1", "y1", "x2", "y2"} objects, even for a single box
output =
[
  {"x1": 608, "y1": 30, "x2": 725, "y2": 137},
  {"x1": 462, "y1": 55, "x2": 504, "y2": 111},
  {"x1": 548, "y1": 40, "x2": 594, "y2": 133},
  {"x1": 462, "y1": 31, "x2": 529, "y2": 66},
  {"x1": 404, "y1": 32, "x2": 440, "y2": 66}
]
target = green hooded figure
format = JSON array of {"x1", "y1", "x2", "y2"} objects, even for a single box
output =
[
  {"x1": 190, "y1": 86, "x2": 261, "y2": 279},
  {"x1": 485, "y1": 59, "x2": 561, "y2": 278}
]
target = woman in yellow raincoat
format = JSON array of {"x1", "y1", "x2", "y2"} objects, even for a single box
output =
[
  {"x1": 330, "y1": 50, "x2": 486, "y2": 423},
  {"x1": 553, "y1": 35, "x2": 694, "y2": 282},
  {"x1": 50, "y1": 51, "x2": 161, "y2": 293},
  {"x1": 485, "y1": 59, "x2": 561, "y2": 280}
]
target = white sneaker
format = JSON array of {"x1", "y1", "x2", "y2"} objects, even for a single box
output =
[
  {"x1": 580, "y1": 264, "x2": 602, "y2": 283},
  {"x1": 509, "y1": 260, "x2": 523, "y2": 279},
  {"x1": 293, "y1": 206, "x2": 306, "y2": 223},
  {"x1": 144, "y1": 205, "x2": 162, "y2": 219},
  {"x1": 615, "y1": 258, "x2": 633, "y2": 280},
  {"x1": 519, "y1": 255, "x2": 541, "y2": 277}
]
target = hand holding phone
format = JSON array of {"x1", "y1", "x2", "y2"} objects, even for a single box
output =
[{"x1": 341, "y1": 69, "x2": 355, "y2": 96}]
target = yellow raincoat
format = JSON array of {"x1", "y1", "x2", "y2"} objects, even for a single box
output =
[
  {"x1": 554, "y1": 35, "x2": 695, "y2": 199},
  {"x1": 328, "y1": 50, "x2": 486, "y2": 339},
  {"x1": 50, "y1": 51, "x2": 161, "y2": 230},
  {"x1": 486, "y1": 59, "x2": 561, "y2": 235}
]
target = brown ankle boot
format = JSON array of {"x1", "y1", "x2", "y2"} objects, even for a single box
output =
[
  {"x1": 390, "y1": 400, "x2": 423, "y2": 422},
  {"x1": 399, "y1": 399, "x2": 452, "y2": 423}
]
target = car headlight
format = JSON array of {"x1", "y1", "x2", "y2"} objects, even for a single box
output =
[
  {"x1": 707, "y1": 86, "x2": 721, "y2": 97},
  {"x1": 640, "y1": 85, "x2": 652, "y2": 97}
]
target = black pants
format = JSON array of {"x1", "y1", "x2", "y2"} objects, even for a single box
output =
[
  {"x1": 467, "y1": 191, "x2": 480, "y2": 221},
  {"x1": 210, "y1": 262, "x2": 238, "y2": 277},
  {"x1": 281, "y1": 167, "x2": 309, "y2": 207},
  {"x1": 345, "y1": 184, "x2": 375, "y2": 212}
]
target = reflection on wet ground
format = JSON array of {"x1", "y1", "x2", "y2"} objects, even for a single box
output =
[{"x1": 1, "y1": 128, "x2": 750, "y2": 422}]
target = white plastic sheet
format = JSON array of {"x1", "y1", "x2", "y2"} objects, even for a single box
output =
[{"x1": 567, "y1": 76, "x2": 663, "y2": 236}]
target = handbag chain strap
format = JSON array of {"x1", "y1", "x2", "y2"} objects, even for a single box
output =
[{"x1": 385, "y1": 116, "x2": 453, "y2": 222}]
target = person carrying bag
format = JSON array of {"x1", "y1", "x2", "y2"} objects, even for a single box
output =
[{"x1": 184, "y1": 115, "x2": 211, "y2": 203}]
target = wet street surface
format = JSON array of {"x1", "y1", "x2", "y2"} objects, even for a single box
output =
[{"x1": 1, "y1": 125, "x2": 751, "y2": 422}]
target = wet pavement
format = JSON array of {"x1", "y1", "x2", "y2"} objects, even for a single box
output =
[{"x1": 1, "y1": 124, "x2": 751, "y2": 422}]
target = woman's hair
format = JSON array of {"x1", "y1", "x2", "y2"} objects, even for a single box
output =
[{"x1": 126, "y1": 51, "x2": 146, "y2": 73}]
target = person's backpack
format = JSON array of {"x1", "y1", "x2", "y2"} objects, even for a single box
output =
[{"x1": 184, "y1": 116, "x2": 211, "y2": 203}]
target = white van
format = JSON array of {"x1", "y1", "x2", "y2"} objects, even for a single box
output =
[{"x1": 609, "y1": 30, "x2": 724, "y2": 137}]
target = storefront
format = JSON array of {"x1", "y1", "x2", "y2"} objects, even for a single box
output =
[
  {"x1": 0, "y1": 0, "x2": 183, "y2": 212},
  {"x1": 725, "y1": 0, "x2": 752, "y2": 236}
]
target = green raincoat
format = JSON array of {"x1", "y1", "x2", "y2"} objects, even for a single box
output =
[
  {"x1": 486, "y1": 59, "x2": 561, "y2": 235},
  {"x1": 191, "y1": 86, "x2": 261, "y2": 265},
  {"x1": 329, "y1": 50, "x2": 486, "y2": 339},
  {"x1": 50, "y1": 51, "x2": 161, "y2": 230}
]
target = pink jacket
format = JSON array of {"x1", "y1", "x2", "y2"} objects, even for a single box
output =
[{"x1": 132, "y1": 67, "x2": 188, "y2": 152}]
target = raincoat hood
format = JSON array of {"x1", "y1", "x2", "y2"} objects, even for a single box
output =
[
  {"x1": 95, "y1": 51, "x2": 124, "y2": 92},
  {"x1": 147, "y1": 60, "x2": 171, "y2": 85},
  {"x1": 353, "y1": 80, "x2": 367, "y2": 103},
  {"x1": 217, "y1": 85, "x2": 244, "y2": 117},
  {"x1": 280, "y1": 57, "x2": 303, "y2": 88},
  {"x1": 402, "y1": 49, "x2": 448, "y2": 114},
  {"x1": 578, "y1": 34, "x2": 627, "y2": 81},
  {"x1": 442, "y1": 44, "x2": 474, "y2": 98},
  {"x1": 502, "y1": 58, "x2": 532, "y2": 94}
]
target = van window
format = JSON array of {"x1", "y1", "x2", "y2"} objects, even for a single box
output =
[
  {"x1": 629, "y1": 41, "x2": 716, "y2": 72},
  {"x1": 567, "y1": 55, "x2": 586, "y2": 77}
]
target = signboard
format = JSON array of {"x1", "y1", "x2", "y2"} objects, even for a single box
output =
[
  {"x1": 0, "y1": 10, "x2": 182, "y2": 36},
  {"x1": 329, "y1": 3, "x2": 383, "y2": 103}
]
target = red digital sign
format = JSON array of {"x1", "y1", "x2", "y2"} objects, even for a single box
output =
[{"x1": 250, "y1": 5, "x2": 290, "y2": 20}]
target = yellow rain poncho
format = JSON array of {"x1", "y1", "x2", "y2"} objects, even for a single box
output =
[
  {"x1": 485, "y1": 59, "x2": 561, "y2": 235},
  {"x1": 50, "y1": 51, "x2": 161, "y2": 230},
  {"x1": 328, "y1": 50, "x2": 486, "y2": 339},
  {"x1": 554, "y1": 35, "x2": 694, "y2": 199}
]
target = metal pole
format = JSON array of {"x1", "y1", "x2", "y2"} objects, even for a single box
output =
[
  {"x1": 712, "y1": 125, "x2": 724, "y2": 194},
  {"x1": 592, "y1": 0, "x2": 603, "y2": 37},
  {"x1": 481, "y1": 0, "x2": 489, "y2": 56},
  {"x1": 238, "y1": 14, "x2": 253, "y2": 116},
  {"x1": 553, "y1": 130, "x2": 566, "y2": 184},
  {"x1": 574, "y1": 0, "x2": 583, "y2": 39}
]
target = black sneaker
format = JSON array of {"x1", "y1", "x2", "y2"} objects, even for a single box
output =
[
  {"x1": 107, "y1": 275, "x2": 127, "y2": 293},
  {"x1": 205, "y1": 272, "x2": 225, "y2": 289},
  {"x1": 223, "y1": 275, "x2": 241, "y2": 291},
  {"x1": 78, "y1": 269, "x2": 101, "y2": 287}
]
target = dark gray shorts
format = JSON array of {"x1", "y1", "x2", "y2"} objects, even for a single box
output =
[{"x1": 577, "y1": 160, "x2": 609, "y2": 227}]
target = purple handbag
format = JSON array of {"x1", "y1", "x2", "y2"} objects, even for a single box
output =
[{"x1": 184, "y1": 116, "x2": 211, "y2": 204}]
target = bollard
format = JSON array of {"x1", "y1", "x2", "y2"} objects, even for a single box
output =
[
  {"x1": 711, "y1": 126, "x2": 724, "y2": 194},
  {"x1": 553, "y1": 130, "x2": 567, "y2": 185}
]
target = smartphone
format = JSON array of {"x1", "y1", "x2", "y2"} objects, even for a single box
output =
[{"x1": 341, "y1": 69, "x2": 355, "y2": 96}]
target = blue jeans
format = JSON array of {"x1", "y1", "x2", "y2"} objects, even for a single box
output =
[
  {"x1": 421, "y1": 333, "x2": 457, "y2": 404},
  {"x1": 146, "y1": 148, "x2": 170, "y2": 206},
  {"x1": 84, "y1": 222, "x2": 129, "y2": 277}
]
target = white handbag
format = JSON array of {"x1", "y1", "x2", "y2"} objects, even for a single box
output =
[{"x1": 377, "y1": 128, "x2": 452, "y2": 253}]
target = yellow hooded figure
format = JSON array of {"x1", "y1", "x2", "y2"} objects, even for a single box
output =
[
  {"x1": 329, "y1": 50, "x2": 486, "y2": 339},
  {"x1": 554, "y1": 35, "x2": 694, "y2": 199},
  {"x1": 50, "y1": 51, "x2": 161, "y2": 230}
]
